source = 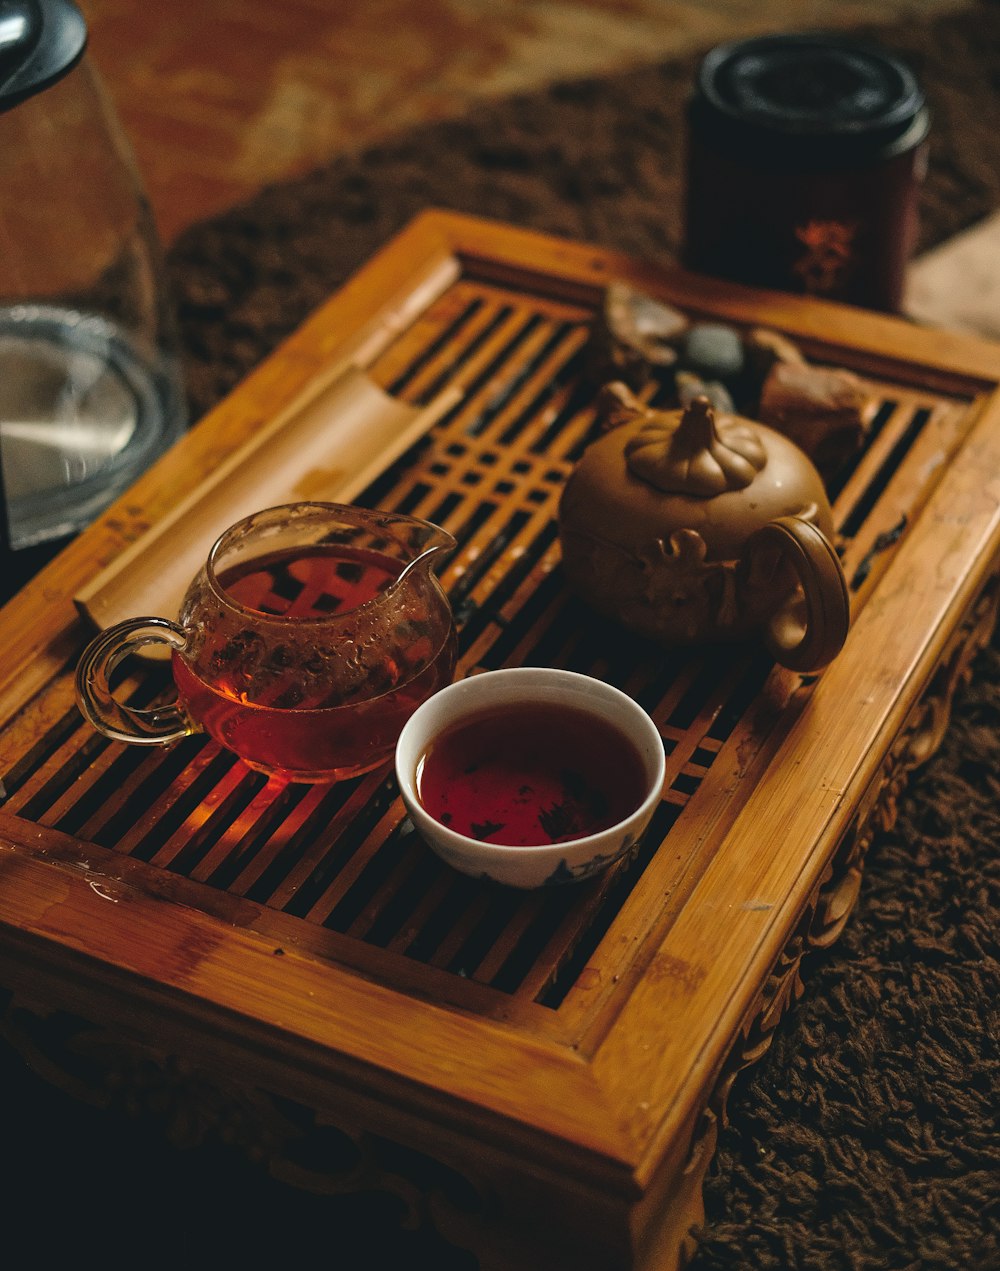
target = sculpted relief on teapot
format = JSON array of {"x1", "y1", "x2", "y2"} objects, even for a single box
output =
[{"x1": 557, "y1": 384, "x2": 850, "y2": 672}]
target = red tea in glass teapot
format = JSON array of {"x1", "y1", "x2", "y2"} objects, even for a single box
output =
[{"x1": 76, "y1": 502, "x2": 458, "y2": 782}]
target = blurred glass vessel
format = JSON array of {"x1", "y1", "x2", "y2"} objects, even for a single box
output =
[{"x1": 0, "y1": 0, "x2": 185, "y2": 554}]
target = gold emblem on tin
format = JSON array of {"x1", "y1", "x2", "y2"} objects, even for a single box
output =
[{"x1": 792, "y1": 220, "x2": 859, "y2": 293}]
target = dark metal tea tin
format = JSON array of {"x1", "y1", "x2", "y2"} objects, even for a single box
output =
[{"x1": 683, "y1": 32, "x2": 930, "y2": 312}]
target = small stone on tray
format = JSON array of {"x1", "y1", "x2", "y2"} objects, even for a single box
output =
[
  {"x1": 679, "y1": 322, "x2": 745, "y2": 384},
  {"x1": 584, "y1": 281, "x2": 687, "y2": 387},
  {"x1": 758, "y1": 361, "x2": 868, "y2": 477}
]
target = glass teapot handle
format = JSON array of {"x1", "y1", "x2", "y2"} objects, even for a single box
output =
[
  {"x1": 744, "y1": 516, "x2": 851, "y2": 672},
  {"x1": 75, "y1": 617, "x2": 196, "y2": 745}
]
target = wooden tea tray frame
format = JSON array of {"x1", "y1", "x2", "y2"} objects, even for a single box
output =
[{"x1": 2, "y1": 210, "x2": 1000, "y2": 1270}]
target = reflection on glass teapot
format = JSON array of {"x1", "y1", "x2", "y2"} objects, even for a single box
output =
[
  {"x1": 75, "y1": 503, "x2": 458, "y2": 783},
  {"x1": 557, "y1": 384, "x2": 851, "y2": 672}
]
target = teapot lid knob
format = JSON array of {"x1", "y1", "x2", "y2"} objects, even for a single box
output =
[{"x1": 625, "y1": 394, "x2": 767, "y2": 497}]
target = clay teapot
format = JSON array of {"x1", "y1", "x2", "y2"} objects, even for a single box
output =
[{"x1": 557, "y1": 384, "x2": 850, "y2": 671}]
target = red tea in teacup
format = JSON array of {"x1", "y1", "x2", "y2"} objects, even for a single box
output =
[
  {"x1": 415, "y1": 700, "x2": 649, "y2": 846},
  {"x1": 395, "y1": 667, "x2": 667, "y2": 888}
]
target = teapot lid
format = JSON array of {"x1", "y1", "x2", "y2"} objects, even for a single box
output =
[
  {"x1": 0, "y1": 0, "x2": 87, "y2": 114},
  {"x1": 625, "y1": 394, "x2": 767, "y2": 497}
]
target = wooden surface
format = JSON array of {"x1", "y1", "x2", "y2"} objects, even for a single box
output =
[{"x1": 2, "y1": 210, "x2": 999, "y2": 1270}]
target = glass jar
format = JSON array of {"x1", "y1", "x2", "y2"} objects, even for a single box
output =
[
  {"x1": 0, "y1": 0, "x2": 186, "y2": 573},
  {"x1": 683, "y1": 33, "x2": 930, "y2": 312}
]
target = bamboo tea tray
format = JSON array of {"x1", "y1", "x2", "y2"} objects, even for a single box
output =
[{"x1": 2, "y1": 210, "x2": 1000, "y2": 1270}]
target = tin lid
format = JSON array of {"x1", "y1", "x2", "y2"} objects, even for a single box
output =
[
  {"x1": 0, "y1": 0, "x2": 87, "y2": 113},
  {"x1": 689, "y1": 32, "x2": 930, "y2": 167}
]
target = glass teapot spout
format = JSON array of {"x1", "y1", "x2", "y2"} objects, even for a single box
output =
[{"x1": 392, "y1": 517, "x2": 457, "y2": 583}]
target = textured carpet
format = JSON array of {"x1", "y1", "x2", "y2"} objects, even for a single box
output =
[
  {"x1": 4, "y1": 3, "x2": 1000, "y2": 1268},
  {"x1": 168, "y1": 2, "x2": 1000, "y2": 424}
]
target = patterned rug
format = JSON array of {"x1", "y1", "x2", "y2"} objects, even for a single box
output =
[{"x1": 3, "y1": 2, "x2": 998, "y2": 1267}]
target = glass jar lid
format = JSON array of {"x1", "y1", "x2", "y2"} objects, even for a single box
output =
[{"x1": 689, "y1": 32, "x2": 929, "y2": 167}]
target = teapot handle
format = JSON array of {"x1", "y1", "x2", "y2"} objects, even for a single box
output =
[{"x1": 744, "y1": 516, "x2": 850, "y2": 672}]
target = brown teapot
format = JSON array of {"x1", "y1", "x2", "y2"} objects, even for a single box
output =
[{"x1": 557, "y1": 384, "x2": 850, "y2": 672}]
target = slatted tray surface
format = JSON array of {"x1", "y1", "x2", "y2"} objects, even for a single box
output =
[
  {"x1": 3, "y1": 211, "x2": 1000, "y2": 1270},
  {"x1": 0, "y1": 247, "x2": 991, "y2": 1016},
  {"x1": 0, "y1": 264, "x2": 983, "y2": 1027}
]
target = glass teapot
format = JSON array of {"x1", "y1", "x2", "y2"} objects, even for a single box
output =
[
  {"x1": 76, "y1": 503, "x2": 458, "y2": 783},
  {"x1": 0, "y1": 0, "x2": 186, "y2": 569}
]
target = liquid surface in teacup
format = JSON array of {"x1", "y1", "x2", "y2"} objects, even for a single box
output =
[{"x1": 415, "y1": 700, "x2": 649, "y2": 846}]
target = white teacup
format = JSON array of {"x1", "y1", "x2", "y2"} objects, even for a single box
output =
[{"x1": 394, "y1": 667, "x2": 666, "y2": 889}]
